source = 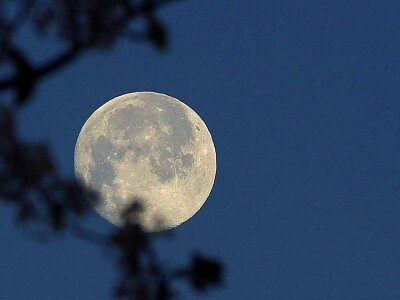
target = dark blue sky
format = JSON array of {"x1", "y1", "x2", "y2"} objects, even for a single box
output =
[{"x1": 1, "y1": 1, "x2": 399, "y2": 299}]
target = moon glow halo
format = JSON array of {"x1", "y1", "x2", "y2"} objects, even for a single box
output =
[{"x1": 74, "y1": 92, "x2": 216, "y2": 231}]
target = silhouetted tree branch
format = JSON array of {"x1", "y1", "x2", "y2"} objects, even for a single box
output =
[
  {"x1": 0, "y1": 1, "x2": 223, "y2": 299},
  {"x1": 0, "y1": 0, "x2": 180, "y2": 103}
]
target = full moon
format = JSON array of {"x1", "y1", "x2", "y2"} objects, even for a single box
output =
[{"x1": 74, "y1": 92, "x2": 216, "y2": 231}]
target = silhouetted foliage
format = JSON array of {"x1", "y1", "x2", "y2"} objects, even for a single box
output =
[
  {"x1": 0, "y1": 0, "x2": 175, "y2": 104},
  {"x1": 0, "y1": 105, "x2": 98, "y2": 233},
  {"x1": 0, "y1": 1, "x2": 223, "y2": 299}
]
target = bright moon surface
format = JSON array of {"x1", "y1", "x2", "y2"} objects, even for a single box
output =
[{"x1": 74, "y1": 92, "x2": 216, "y2": 231}]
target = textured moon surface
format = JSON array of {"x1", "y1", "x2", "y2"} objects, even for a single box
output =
[{"x1": 74, "y1": 92, "x2": 216, "y2": 231}]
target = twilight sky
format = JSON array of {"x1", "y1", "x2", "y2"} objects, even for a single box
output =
[{"x1": 1, "y1": 1, "x2": 399, "y2": 299}]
